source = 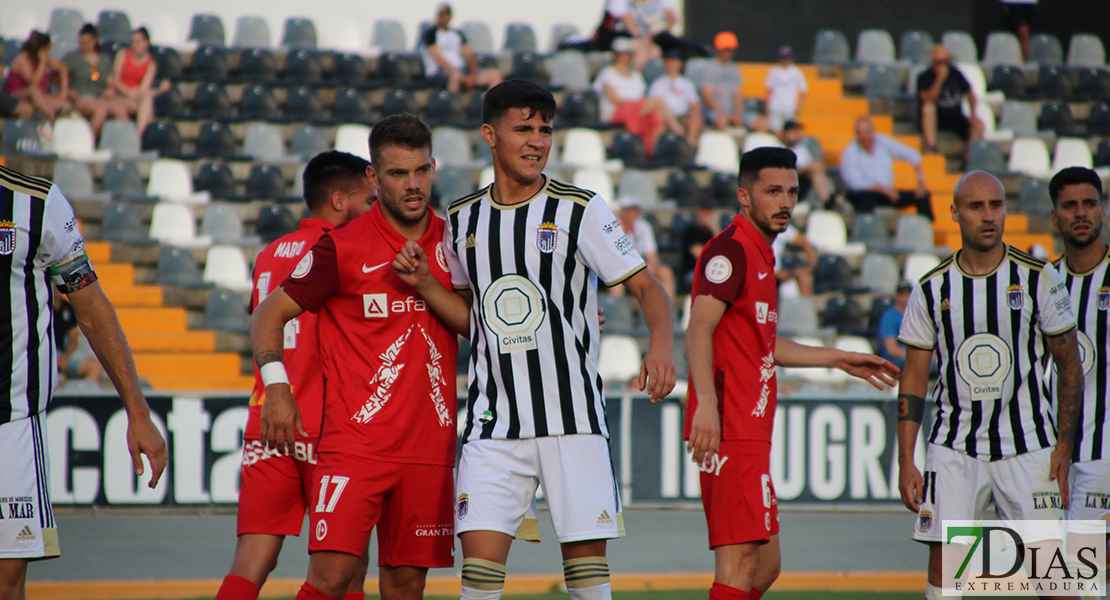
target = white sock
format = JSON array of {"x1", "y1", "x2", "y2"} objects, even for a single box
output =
[
  {"x1": 567, "y1": 582, "x2": 612, "y2": 600},
  {"x1": 564, "y1": 557, "x2": 611, "y2": 600},
  {"x1": 461, "y1": 558, "x2": 505, "y2": 600},
  {"x1": 460, "y1": 587, "x2": 502, "y2": 600},
  {"x1": 925, "y1": 583, "x2": 952, "y2": 600}
]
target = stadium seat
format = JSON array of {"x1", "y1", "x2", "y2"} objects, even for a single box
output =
[
  {"x1": 242, "y1": 123, "x2": 290, "y2": 163},
  {"x1": 203, "y1": 245, "x2": 252, "y2": 291},
  {"x1": 381, "y1": 88, "x2": 420, "y2": 117},
  {"x1": 998, "y1": 101, "x2": 1038, "y2": 137},
  {"x1": 642, "y1": 59, "x2": 665, "y2": 87},
  {"x1": 195, "y1": 161, "x2": 239, "y2": 200},
  {"x1": 143, "y1": 10, "x2": 194, "y2": 50},
  {"x1": 101, "y1": 203, "x2": 151, "y2": 244},
  {"x1": 237, "y1": 86, "x2": 280, "y2": 121},
  {"x1": 971, "y1": 102, "x2": 1012, "y2": 143},
  {"x1": 894, "y1": 214, "x2": 937, "y2": 253},
  {"x1": 823, "y1": 295, "x2": 868, "y2": 335},
  {"x1": 188, "y1": 14, "x2": 226, "y2": 46},
  {"x1": 1036, "y1": 65, "x2": 1075, "y2": 99},
  {"x1": 433, "y1": 167, "x2": 475, "y2": 208},
  {"x1": 597, "y1": 335, "x2": 642, "y2": 385},
  {"x1": 331, "y1": 88, "x2": 374, "y2": 124},
  {"x1": 157, "y1": 246, "x2": 208, "y2": 286},
  {"x1": 478, "y1": 166, "x2": 495, "y2": 189},
  {"x1": 1039, "y1": 101, "x2": 1080, "y2": 136},
  {"x1": 459, "y1": 21, "x2": 495, "y2": 54},
  {"x1": 653, "y1": 133, "x2": 695, "y2": 167},
  {"x1": 899, "y1": 30, "x2": 934, "y2": 64},
  {"x1": 291, "y1": 126, "x2": 330, "y2": 159},
  {"x1": 153, "y1": 83, "x2": 187, "y2": 119},
  {"x1": 317, "y1": 18, "x2": 365, "y2": 54},
  {"x1": 865, "y1": 64, "x2": 907, "y2": 98},
  {"x1": 1097, "y1": 141, "x2": 1110, "y2": 168},
  {"x1": 147, "y1": 159, "x2": 210, "y2": 204},
  {"x1": 869, "y1": 295, "x2": 895, "y2": 332},
  {"x1": 1, "y1": 119, "x2": 51, "y2": 156},
  {"x1": 370, "y1": 20, "x2": 407, "y2": 53},
  {"x1": 1088, "y1": 103, "x2": 1110, "y2": 137},
  {"x1": 232, "y1": 15, "x2": 271, "y2": 48},
  {"x1": 504, "y1": 23, "x2": 537, "y2": 53},
  {"x1": 141, "y1": 121, "x2": 183, "y2": 156},
  {"x1": 982, "y1": 31, "x2": 1022, "y2": 67},
  {"x1": 1018, "y1": 177, "x2": 1052, "y2": 216},
  {"x1": 150, "y1": 203, "x2": 210, "y2": 247},
  {"x1": 855, "y1": 29, "x2": 896, "y2": 64},
  {"x1": 230, "y1": 48, "x2": 280, "y2": 83},
  {"x1": 1008, "y1": 137, "x2": 1052, "y2": 178},
  {"x1": 426, "y1": 90, "x2": 466, "y2": 127},
  {"x1": 193, "y1": 121, "x2": 244, "y2": 159},
  {"x1": 550, "y1": 51, "x2": 590, "y2": 90},
  {"x1": 558, "y1": 91, "x2": 602, "y2": 128},
  {"x1": 1067, "y1": 34, "x2": 1106, "y2": 67},
  {"x1": 561, "y1": 128, "x2": 613, "y2": 169},
  {"x1": 248, "y1": 164, "x2": 293, "y2": 201},
  {"x1": 283, "y1": 86, "x2": 325, "y2": 122},
  {"x1": 782, "y1": 336, "x2": 835, "y2": 382},
  {"x1": 282, "y1": 17, "x2": 318, "y2": 49},
  {"x1": 988, "y1": 65, "x2": 1027, "y2": 97},
  {"x1": 851, "y1": 213, "x2": 891, "y2": 249},
  {"x1": 835, "y1": 335, "x2": 874, "y2": 356},
  {"x1": 282, "y1": 49, "x2": 325, "y2": 83},
  {"x1": 206, "y1": 290, "x2": 250, "y2": 333},
  {"x1": 510, "y1": 51, "x2": 549, "y2": 84},
  {"x1": 903, "y1": 252, "x2": 940, "y2": 282},
  {"x1": 956, "y1": 63, "x2": 1003, "y2": 110},
  {"x1": 1052, "y1": 138, "x2": 1094, "y2": 173},
  {"x1": 806, "y1": 210, "x2": 865, "y2": 257},
  {"x1": 859, "y1": 253, "x2": 900, "y2": 294},
  {"x1": 618, "y1": 170, "x2": 659, "y2": 206},
  {"x1": 191, "y1": 83, "x2": 232, "y2": 120},
  {"x1": 330, "y1": 53, "x2": 368, "y2": 85},
  {"x1": 52, "y1": 161, "x2": 107, "y2": 201},
  {"x1": 741, "y1": 132, "x2": 785, "y2": 153},
  {"x1": 709, "y1": 172, "x2": 739, "y2": 207},
  {"x1": 1077, "y1": 68, "x2": 1110, "y2": 101},
  {"x1": 597, "y1": 295, "x2": 634, "y2": 335},
  {"x1": 103, "y1": 161, "x2": 153, "y2": 202},
  {"x1": 257, "y1": 204, "x2": 298, "y2": 243},
  {"x1": 1028, "y1": 33, "x2": 1064, "y2": 65},
  {"x1": 684, "y1": 58, "x2": 711, "y2": 86},
  {"x1": 53, "y1": 117, "x2": 111, "y2": 162},
  {"x1": 694, "y1": 132, "x2": 740, "y2": 173},
  {"x1": 941, "y1": 31, "x2": 978, "y2": 63},
  {"x1": 967, "y1": 140, "x2": 1009, "y2": 175},
  {"x1": 190, "y1": 45, "x2": 230, "y2": 80},
  {"x1": 777, "y1": 297, "x2": 820, "y2": 336},
  {"x1": 96, "y1": 10, "x2": 132, "y2": 44},
  {"x1": 664, "y1": 171, "x2": 699, "y2": 207},
  {"x1": 48, "y1": 9, "x2": 84, "y2": 55},
  {"x1": 432, "y1": 127, "x2": 477, "y2": 168},
  {"x1": 572, "y1": 169, "x2": 615, "y2": 205},
  {"x1": 609, "y1": 132, "x2": 647, "y2": 167},
  {"x1": 812, "y1": 29, "x2": 849, "y2": 65},
  {"x1": 0, "y1": 6, "x2": 37, "y2": 40},
  {"x1": 152, "y1": 47, "x2": 184, "y2": 82},
  {"x1": 549, "y1": 23, "x2": 579, "y2": 52},
  {"x1": 334, "y1": 124, "x2": 371, "y2": 160},
  {"x1": 814, "y1": 255, "x2": 853, "y2": 294}
]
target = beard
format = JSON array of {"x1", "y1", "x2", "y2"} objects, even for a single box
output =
[
  {"x1": 381, "y1": 193, "x2": 428, "y2": 225},
  {"x1": 1060, "y1": 219, "x2": 1102, "y2": 248},
  {"x1": 751, "y1": 207, "x2": 791, "y2": 238}
]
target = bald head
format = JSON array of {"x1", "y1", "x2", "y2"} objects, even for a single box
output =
[
  {"x1": 953, "y1": 171, "x2": 1004, "y2": 207},
  {"x1": 854, "y1": 116, "x2": 875, "y2": 150},
  {"x1": 952, "y1": 170, "x2": 1006, "y2": 253}
]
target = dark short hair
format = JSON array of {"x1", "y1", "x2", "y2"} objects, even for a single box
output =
[
  {"x1": 132, "y1": 27, "x2": 150, "y2": 42},
  {"x1": 482, "y1": 79, "x2": 556, "y2": 125},
  {"x1": 1049, "y1": 166, "x2": 1104, "y2": 207},
  {"x1": 79, "y1": 24, "x2": 101, "y2": 52},
  {"x1": 368, "y1": 113, "x2": 432, "y2": 167},
  {"x1": 302, "y1": 150, "x2": 372, "y2": 211},
  {"x1": 738, "y1": 147, "x2": 797, "y2": 188}
]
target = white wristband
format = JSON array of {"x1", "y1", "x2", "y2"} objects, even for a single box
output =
[{"x1": 260, "y1": 362, "x2": 289, "y2": 387}]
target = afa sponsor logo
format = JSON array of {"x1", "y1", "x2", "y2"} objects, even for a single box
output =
[
  {"x1": 273, "y1": 240, "x2": 307, "y2": 259},
  {"x1": 415, "y1": 524, "x2": 454, "y2": 537},
  {"x1": 363, "y1": 294, "x2": 427, "y2": 318},
  {"x1": 755, "y1": 302, "x2": 777, "y2": 324}
]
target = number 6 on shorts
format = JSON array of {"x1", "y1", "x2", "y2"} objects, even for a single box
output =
[{"x1": 315, "y1": 475, "x2": 349, "y2": 513}]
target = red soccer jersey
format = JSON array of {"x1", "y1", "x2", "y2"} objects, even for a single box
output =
[
  {"x1": 281, "y1": 203, "x2": 457, "y2": 465},
  {"x1": 683, "y1": 215, "x2": 779, "y2": 443},
  {"x1": 246, "y1": 218, "x2": 332, "y2": 440}
]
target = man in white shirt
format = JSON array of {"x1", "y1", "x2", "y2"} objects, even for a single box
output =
[
  {"x1": 840, "y1": 116, "x2": 934, "y2": 220},
  {"x1": 648, "y1": 49, "x2": 703, "y2": 146},
  {"x1": 420, "y1": 3, "x2": 502, "y2": 93},
  {"x1": 764, "y1": 45, "x2": 807, "y2": 134},
  {"x1": 613, "y1": 196, "x2": 676, "y2": 300}
]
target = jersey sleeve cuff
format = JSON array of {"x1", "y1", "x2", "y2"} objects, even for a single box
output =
[
  {"x1": 898, "y1": 338, "x2": 935, "y2": 351},
  {"x1": 453, "y1": 284, "x2": 470, "y2": 291},
  {"x1": 1043, "y1": 324, "x2": 1076, "y2": 338},
  {"x1": 603, "y1": 262, "x2": 646, "y2": 287}
]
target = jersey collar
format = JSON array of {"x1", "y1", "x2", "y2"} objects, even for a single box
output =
[
  {"x1": 298, "y1": 217, "x2": 334, "y2": 232},
  {"x1": 367, "y1": 201, "x2": 438, "y2": 252},
  {"x1": 1059, "y1": 243, "x2": 1110, "y2": 277},
  {"x1": 734, "y1": 214, "x2": 775, "y2": 267}
]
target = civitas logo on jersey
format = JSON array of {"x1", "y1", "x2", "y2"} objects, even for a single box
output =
[{"x1": 362, "y1": 294, "x2": 428, "y2": 318}]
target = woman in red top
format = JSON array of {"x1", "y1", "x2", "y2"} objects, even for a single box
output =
[
  {"x1": 3, "y1": 30, "x2": 70, "y2": 120},
  {"x1": 111, "y1": 27, "x2": 169, "y2": 135}
]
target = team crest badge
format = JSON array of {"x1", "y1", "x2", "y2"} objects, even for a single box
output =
[
  {"x1": 456, "y1": 494, "x2": 469, "y2": 519},
  {"x1": 536, "y1": 222, "x2": 558, "y2": 254},
  {"x1": 1099, "y1": 287, "x2": 1110, "y2": 311},
  {"x1": 1006, "y1": 284, "x2": 1024, "y2": 310},
  {"x1": 0, "y1": 221, "x2": 16, "y2": 255},
  {"x1": 918, "y1": 510, "x2": 933, "y2": 533}
]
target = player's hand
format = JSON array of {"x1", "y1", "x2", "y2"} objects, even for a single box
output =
[
  {"x1": 393, "y1": 240, "x2": 431, "y2": 290},
  {"x1": 1049, "y1": 442, "x2": 1071, "y2": 509},
  {"x1": 638, "y1": 343, "x2": 676, "y2": 403},
  {"x1": 597, "y1": 306, "x2": 606, "y2": 333},
  {"x1": 687, "y1": 403, "x2": 720, "y2": 468},
  {"x1": 127, "y1": 412, "x2": 167, "y2": 489},
  {"x1": 837, "y1": 351, "x2": 900, "y2": 389},
  {"x1": 259, "y1": 383, "x2": 306, "y2": 456},
  {"x1": 898, "y1": 459, "x2": 924, "y2": 512}
]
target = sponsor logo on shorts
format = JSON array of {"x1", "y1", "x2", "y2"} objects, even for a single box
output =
[
  {"x1": 241, "y1": 440, "x2": 317, "y2": 467},
  {"x1": 0, "y1": 499, "x2": 34, "y2": 520},
  {"x1": 415, "y1": 524, "x2": 455, "y2": 537},
  {"x1": 1031, "y1": 490, "x2": 1063, "y2": 510},
  {"x1": 596, "y1": 510, "x2": 614, "y2": 526},
  {"x1": 315, "y1": 519, "x2": 328, "y2": 541},
  {"x1": 697, "y1": 453, "x2": 729, "y2": 476},
  {"x1": 918, "y1": 510, "x2": 933, "y2": 533},
  {"x1": 1083, "y1": 492, "x2": 1110, "y2": 511},
  {"x1": 457, "y1": 494, "x2": 469, "y2": 520},
  {"x1": 15, "y1": 526, "x2": 35, "y2": 541},
  {"x1": 765, "y1": 512, "x2": 771, "y2": 531}
]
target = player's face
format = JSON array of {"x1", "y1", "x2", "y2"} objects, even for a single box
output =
[
  {"x1": 738, "y1": 167, "x2": 799, "y2": 241},
  {"x1": 342, "y1": 177, "x2": 377, "y2": 222},
  {"x1": 368, "y1": 145, "x2": 434, "y2": 228},
  {"x1": 484, "y1": 108, "x2": 552, "y2": 185},
  {"x1": 952, "y1": 176, "x2": 1006, "y2": 252},
  {"x1": 1052, "y1": 183, "x2": 1105, "y2": 249}
]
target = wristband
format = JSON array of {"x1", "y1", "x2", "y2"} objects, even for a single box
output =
[{"x1": 260, "y1": 362, "x2": 289, "y2": 386}]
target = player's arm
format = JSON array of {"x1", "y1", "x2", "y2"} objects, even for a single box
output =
[
  {"x1": 895, "y1": 346, "x2": 932, "y2": 513},
  {"x1": 623, "y1": 269, "x2": 676, "y2": 402},
  {"x1": 393, "y1": 240, "x2": 471, "y2": 337},
  {"x1": 1045, "y1": 327, "x2": 1082, "y2": 508},
  {"x1": 686, "y1": 293, "x2": 726, "y2": 466},
  {"x1": 67, "y1": 279, "x2": 167, "y2": 488},
  {"x1": 774, "y1": 337, "x2": 899, "y2": 388},
  {"x1": 250, "y1": 287, "x2": 308, "y2": 454}
]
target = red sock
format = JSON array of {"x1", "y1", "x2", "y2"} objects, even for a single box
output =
[
  {"x1": 709, "y1": 582, "x2": 750, "y2": 600},
  {"x1": 342, "y1": 594, "x2": 365, "y2": 600},
  {"x1": 215, "y1": 575, "x2": 260, "y2": 600},
  {"x1": 750, "y1": 590, "x2": 764, "y2": 600},
  {"x1": 296, "y1": 582, "x2": 336, "y2": 600}
]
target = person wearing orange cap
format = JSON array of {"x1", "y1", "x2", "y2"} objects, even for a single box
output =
[{"x1": 699, "y1": 32, "x2": 767, "y2": 132}]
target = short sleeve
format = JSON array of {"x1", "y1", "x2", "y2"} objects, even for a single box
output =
[
  {"x1": 646, "y1": 77, "x2": 666, "y2": 100},
  {"x1": 953, "y1": 68, "x2": 972, "y2": 93},
  {"x1": 680, "y1": 78, "x2": 699, "y2": 103},
  {"x1": 39, "y1": 185, "x2": 87, "y2": 268},
  {"x1": 607, "y1": 0, "x2": 631, "y2": 16},
  {"x1": 916, "y1": 70, "x2": 935, "y2": 93},
  {"x1": 457, "y1": 29, "x2": 468, "y2": 45},
  {"x1": 577, "y1": 196, "x2": 646, "y2": 287},
  {"x1": 443, "y1": 217, "x2": 468, "y2": 290},
  {"x1": 281, "y1": 234, "x2": 340, "y2": 313},
  {"x1": 693, "y1": 235, "x2": 747, "y2": 305},
  {"x1": 897, "y1": 283, "x2": 937, "y2": 350},
  {"x1": 421, "y1": 27, "x2": 437, "y2": 47},
  {"x1": 1037, "y1": 264, "x2": 1077, "y2": 336},
  {"x1": 794, "y1": 68, "x2": 808, "y2": 92}
]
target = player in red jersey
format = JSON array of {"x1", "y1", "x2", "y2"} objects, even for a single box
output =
[
  {"x1": 251, "y1": 114, "x2": 460, "y2": 600},
  {"x1": 684, "y1": 147, "x2": 901, "y2": 600},
  {"x1": 215, "y1": 151, "x2": 376, "y2": 600}
]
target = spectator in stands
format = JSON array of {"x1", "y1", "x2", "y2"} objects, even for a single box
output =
[
  {"x1": 53, "y1": 293, "x2": 103, "y2": 383},
  {"x1": 112, "y1": 27, "x2": 170, "y2": 136},
  {"x1": 0, "y1": 65, "x2": 34, "y2": 119},
  {"x1": 63, "y1": 24, "x2": 119, "y2": 135},
  {"x1": 916, "y1": 45, "x2": 982, "y2": 154},
  {"x1": 2, "y1": 31, "x2": 70, "y2": 121},
  {"x1": 841, "y1": 116, "x2": 934, "y2": 220},
  {"x1": 772, "y1": 223, "x2": 815, "y2": 298},
  {"x1": 764, "y1": 45, "x2": 807, "y2": 134},
  {"x1": 878, "y1": 280, "x2": 912, "y2": 370},
  {"x1": 613, "y1": 196, "x2": 676, "y2": 299},
  {"x1": 594, "y1": 37, "x2": 685, "y2": 157},
  {"x1": 648, "y1": 49, "x2": 703, "y2": 146},
  {"x1": 700, "y1": 31, "x2": 765, "y2": 132},
  {"x1": 679, "y1": 196, "x2": 719, "y2": 291},
  {"x1": 1001, "y1": 0, "x2": 1037, "y2": 61},
  {"x1": 587, "y1": 0, "x2": 710, "y2": 70},
  {"x1": 779, "y1": 120, "x2": 834, "y2": 205},
  {"x1": 420, "y1": 3, "x2": 502, "y2": 94}
]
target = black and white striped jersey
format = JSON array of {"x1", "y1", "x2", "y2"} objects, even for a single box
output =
[
  {"x1": 0, "y1": 166, "x2": 91, "y2": 424},
  {"x1": 1054, "y1": 246, "x2": 1110, "y2": 462},
  {"x1": 444, "y1": 177, "x2": 645, "y2": 442},
  {"x1": 899, "y1": 246, "x2": 1076, "y2": 461}
]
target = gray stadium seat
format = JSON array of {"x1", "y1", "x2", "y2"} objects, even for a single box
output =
[
  {"x1": 1028, "y1": 33, "x2": 1063, "y2": 65},
  {"x1": 257, "y1": 204, "x2": 298, "y2": 243},
  {"x1": 157, "y1": 246, "x2": 208, "y2": 287},
  {"x1": 982, "y1": 31, "x2": 1022, "y2": 67},
  {"x1": 96, "y1": 10, "x2": 132, "y2": 44},
  {"x1": 597, "y1": 295, "x2": 634, "y2": 335},
  {"x1": 2, "y1": 119, "x2": 51, "y2": 156},
  {"x1": 894, "y1": 214, "x2": 936, "y2": 252},
  {"x1": 206, "y1": 290, "x2": 250, "y2": 333},
  {"x1": 431, "y1": 127, "x2": 477, "y2": 167},
  {"x1": 999, "y1": 101, "x2": 1039, "y2": 137},
  {"x1": 243, "y1": 123, "x2": 288, "y2": 161},
  {"x1": 967, "y1": 140, "x2": 1009, "y2": 175},
  {"x1": 433, "y1": 167, "x2": 475, "y2": 208},
  {"x1": 504, "y1": 23, "x2": 536, "y2": 53},
  {"x1": 48, "y1": 8, "x2": 84, "y2": 48},
  {"x1": 851, "y1": 213, "x2": 890, "y2": 249},
  {"x1": 99, "y1": 119, "x2": 150, "y2": 159},
  {"x1": 371, "y1": 20, "x2": 407, "y2": 52},
  {"x1": 617, "y1": 170, "x2": 659, "y2": 206},
  {"x1": 460, "y1": 22, "x2": 494, "y2": 54},
  {"x1": 642, "y1": 59, "x2": 665, "y2": 87},
  {"x1": 188, "y1": 14, "x2": 226, "y2": 46},
  {"x1": 101, "y1": 203, "x2": 151, "y2": 244},
  {"x1": 232, "y1": 16, "x2": 271, "y2": 48},
  {"x1": 281, "y1": 17, "x2": 317, "y2": 49},
  {"x1": 812, "y1": 29, "x2": 849, "y2": 65},
  {"x1": 1019, "y1": 178, "x2": 1052, "y2": 215},
  {"x1": 291, "y1": 126, "x2": 329, "y2": 159},
  {"x1": 551, "y1": 51, "x2": 590, "y2": 90},
  {"x1": 776, "y1": 297, "x2": 819, "y2": 336},
  {"x1": 52, "y1": 161, "x2": 109, "y2": 201},
  {"x1": 549, "y1": 24, "x2": 579, "y2": 52},
  {"x1": 859, "y1": 253, "x2": 900, "y2": 294},
  {"x1": 103, "y1": 161, "x2": 154, "y2": 202},
  {"x1": 941, "y1": 31, "x2": 978, "y2": 63},
  {"x1": 1068, "y1": 34, "x2": 1106, "y2": 67},
  {"x1": 899, "y1": 30, "x2": 934, "y2": 64},
  {"x1": 865, "y1": 64, "x2": 906, "y2": 98},
  {"x1": 855, "y1": 29, "x2": 896, "y2": 64},
  {"x1": 202, "y1": 204, "x2": 251, "y2": 244}
]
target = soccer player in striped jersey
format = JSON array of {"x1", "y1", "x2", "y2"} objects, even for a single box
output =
[
  {"x1": 0, "y1": 165, "x2": 167, "y2": 600},
  {"x1": 896, "y1": 171, "x2": 1083, "y2": 600},
  {"x1": 1048, "y1": 166, "x2": 1110, "y2": 556},
  {"x1": 395, "y1": 79, "x2": 676, "y2": 600},
  {"x1": 215, "y1": 151, "x2": 376, "y2": 600}
]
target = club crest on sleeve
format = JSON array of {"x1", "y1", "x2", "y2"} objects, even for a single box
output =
[
  {"x1": 435, "y1": 242, "x2": 449, "y2": 272},
  {"x1": 456, "y1": 493, "x2": 469, "y2": 519},
  {"x1": 0, "y1": 220, "x2": 16, "y2": 255},
  {"x1": 1099, "y1": 287, "x2": 1110, "y2": 311},
  {"x1": 291, "y1": 251, "x2": 313, "y2": 279},
  {"x1": 536, "y1": 222, "x2": 558, "y2": 254},
  {"x1": 705, "y1": 255, "x2": 732, "y2": 284},
  {"x1": 1005, "y1": 284, "x2": 1023, "y2": 310}
]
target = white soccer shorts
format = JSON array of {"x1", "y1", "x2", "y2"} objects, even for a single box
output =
[
  {"x1": 455, "y1": 434, "x2": 625, "y2": 543},
  {"x1": 912, "y1": 444, "x2": 1065, "y2": 544},
  {"x1": 0, "y1": 413, "x2": 60, "y2": 560},
  {"x1": 1067, "y1": 459, "x2": 1110, "y2": 532}
]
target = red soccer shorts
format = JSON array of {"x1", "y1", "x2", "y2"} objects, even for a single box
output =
[
  {"x1": 237, "y1": 439, "x2": 319, "y2": 536},
  {"x1": 700, "y1": 440, "x2": 779, "y2": 549},
  {"x1": 307, "y1": 451, "x2": 455, "y2": 568}
]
